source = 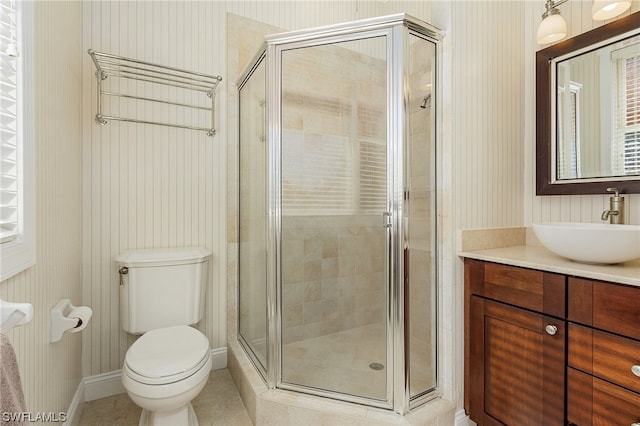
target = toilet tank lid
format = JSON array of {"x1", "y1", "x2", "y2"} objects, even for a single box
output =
[{"x1": 115, "y1": 247, "x2": 211, "y2": 267}]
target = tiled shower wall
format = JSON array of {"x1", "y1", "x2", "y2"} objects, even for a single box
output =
[
  {"x1": 279, "y1": 39, "x2": 387, "y2": 344},
  {"x1": 281, "y1": 215, "x2": 385, "y2": 344}
]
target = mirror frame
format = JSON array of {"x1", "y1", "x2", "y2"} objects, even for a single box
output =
[{"x1": 536, "y1": 11, "x2": 640, "y2": 195}]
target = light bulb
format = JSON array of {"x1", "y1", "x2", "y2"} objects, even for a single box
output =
[
  {"x1": 537, "y1": 13, "x2": 568, "y2": 45},
  {"x1": 592, "y1": 0, "x2": 631, "y2": 20}
]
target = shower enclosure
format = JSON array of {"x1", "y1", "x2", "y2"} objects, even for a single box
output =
[{"x1": 237, "y1": 14, "x2": 441, "y2": 413}]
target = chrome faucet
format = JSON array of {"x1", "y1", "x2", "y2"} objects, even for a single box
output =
[{"x1": 601, "y1": 188, "x2": 624, "y2": 224}]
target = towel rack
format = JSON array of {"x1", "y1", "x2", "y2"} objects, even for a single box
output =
[{"x1": 88, "y1": 49, "x2": 222, "y2": 136}]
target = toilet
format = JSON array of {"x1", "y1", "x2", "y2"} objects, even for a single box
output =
[{"x1": 115, "y1": 248, "x2": 212, "y2": 426}]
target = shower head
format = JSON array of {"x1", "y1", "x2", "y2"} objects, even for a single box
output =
[{"x1": 420, "y1": 94, "x2": 431, "y2": 109}]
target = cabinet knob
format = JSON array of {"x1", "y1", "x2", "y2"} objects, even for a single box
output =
[
  {"x1": 632, "y1": 365, "x2": 640, "y2": 378},
  {"x1": 545, "y1": 324, "x2": 558, "y2": 335},
  {"x1": 631, "y1": 423, "x2": 640, "y2": 426}
]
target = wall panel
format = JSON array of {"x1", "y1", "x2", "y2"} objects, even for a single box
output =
[
  {"x1": 452, "y1": 1, "x2": 526, "y2": 230},
  {"x1": 0, "y1": 0, "x2": 83, "y2": 416}
]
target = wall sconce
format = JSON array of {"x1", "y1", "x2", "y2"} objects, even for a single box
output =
[
  {"x1": 537, "y1": 0, "x2": 569, "y2": 45},
  {"x1": 537, "y1": 0, "x2": 633, "y2": 44},
  {"x1": 591, "y1": 0, "x2": 631, "y2": 20}
]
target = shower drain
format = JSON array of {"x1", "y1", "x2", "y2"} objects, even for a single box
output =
[{"x1": 369, "y1": 362, "x2": 385, "y2": 371}]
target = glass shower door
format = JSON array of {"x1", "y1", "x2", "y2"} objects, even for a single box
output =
[
  {"x1": 238, "y1": 55, "x2": 268, "y2": 373},
  {"x1": 406, "y1": 32, "x2": 438, "y2": 401},
  {"x1": 278, "y1": 35, "x2": 389, "y2": 401}
]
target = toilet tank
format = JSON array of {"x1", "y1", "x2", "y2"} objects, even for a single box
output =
[{"x1": 115, "y1": 248, "x2": 211, "y2": 334}]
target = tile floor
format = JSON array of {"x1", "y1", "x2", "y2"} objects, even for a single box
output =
[
  {"x1": 281, "y1": 323, "x2": 434, "y2": 399},
  {"x1": 281, "y1": 323, "x2": 387, "y2": 399},
  {"x1": 78, "y1": 369, "x2": 252, "y2": 426}
]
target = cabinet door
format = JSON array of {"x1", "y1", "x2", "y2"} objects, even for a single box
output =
[
  {"x1": 568, "y1": 368, "x2": 640, "y2": 425},
  {"x1": 468, "y1": 296, "x2": 565, "y2": 426}
]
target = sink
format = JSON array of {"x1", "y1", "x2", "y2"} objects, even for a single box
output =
[{"x1": 532, "y1": 222, "x2": 640, "y2": 264}]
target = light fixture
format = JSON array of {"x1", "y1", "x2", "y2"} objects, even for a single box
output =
[
  {"x1": 591, "y1": 0, "x2": 631, "y2": 20},
  {"x1": 537, "y1": 0, "x2": 569, "y2": 45}
]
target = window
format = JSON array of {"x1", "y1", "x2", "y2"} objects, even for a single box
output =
[
  {"x1": 619, "y1": 53, "x2": 640, "y2": 175},
  {"x1": 0, "y1": 0, "x2": 34, "y2": 281},
  {"x1": 556, "y1": 80, "x2": 582, "y2": 179},
  {"x1": 613, "y1": 42, "x2": 640, "y2": 176},
  {"x1": 281, "y1": 130, "x2": 387, "y2": 216}
]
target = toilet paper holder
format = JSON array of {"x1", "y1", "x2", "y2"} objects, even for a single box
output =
[{"x1": 50, "y1": 299, "x2": 92, "y2": 343}]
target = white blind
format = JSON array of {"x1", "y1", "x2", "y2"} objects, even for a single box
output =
[
  {"x1": 281, "y1": 130, "x2": 387, "y2": 216},
  {"x1": 359, "y1": 140, "x2": 386, "y2": 213},
  {"x1": 622, "y1": 55, "x2": 640, "y2": 174},
  {"x1": 282, "y1": 130, "x2": 354, "y2": 215},
  {"x1": 0, "y1": 0, "x2": 19, "y2": 243},
  {"x1": 613, "y1": 43, "x2": 640, "y2": 176}
]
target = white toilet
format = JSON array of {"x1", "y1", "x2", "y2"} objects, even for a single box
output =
[{"x1": 115, "y1": 248, "x2": 212, "y2": 426}]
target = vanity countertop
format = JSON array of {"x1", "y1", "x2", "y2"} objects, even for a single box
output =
[
  {"x1": 459, "y1": 245, "x2": 640, "y2": 287},
  {"x1": 458, "y1": 228, "x2": 640, "y2": 287}
]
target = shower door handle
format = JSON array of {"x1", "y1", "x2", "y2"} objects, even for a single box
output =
[{"x1": 382, "y1": 212, "x2": 392, "y2": 228}]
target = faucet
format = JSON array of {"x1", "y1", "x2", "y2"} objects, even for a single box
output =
[{"x1": 601, "y1": 187, "x2": 625, "y2": 224}]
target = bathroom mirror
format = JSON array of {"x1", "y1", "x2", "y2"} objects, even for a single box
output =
[{"x1": 536, "y1": 12, "x2": 640, "y2": 195}]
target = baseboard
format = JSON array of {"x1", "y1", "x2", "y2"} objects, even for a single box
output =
[
  {"x1": 210, "y1": 346, "x2": 227, "y2": 370},
  {"x1": 84, "y1": 370, "x2": 125, "y2": 402},
  {"x1": 455, "y1": 408, "x2": 473, "y2": 425},
  {"x1": 64, "y1": 347, "x2": 228, "y2": 425}
]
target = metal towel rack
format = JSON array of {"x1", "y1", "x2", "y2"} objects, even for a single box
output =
[{"x1": 88, "y1": 49, "x2": 222, "y2": 136}]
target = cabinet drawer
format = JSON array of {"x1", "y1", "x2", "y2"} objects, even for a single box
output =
[
  {"x1": 568, "y1": 368, "x2": 640, "y2": 426},
  {"x1": 569, "y1": 278, "x2": 640, "y2": 340},
  {"x1": 568, "y1": 324, "x2": 640, "y2": 394},
  {"x1": 465, "y1": 260, "x2": 565, "y2": 317}
]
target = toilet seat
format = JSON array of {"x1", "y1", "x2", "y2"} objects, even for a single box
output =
[{"x1": 125, "y1": 325, "x2": 210, "y2": 386}]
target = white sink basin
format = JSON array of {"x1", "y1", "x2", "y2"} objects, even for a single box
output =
[{"x1": 532, "y1": 222, "x2": 640, "y2": 265}]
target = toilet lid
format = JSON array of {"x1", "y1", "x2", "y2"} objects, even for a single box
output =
[{"x1": 125, "y1": 325, "x2": 209, "y2": 380}]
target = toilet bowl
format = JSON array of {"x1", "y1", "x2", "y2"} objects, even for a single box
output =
[{"x1": 122, "y1": 325, "x2": 212, "y2": 426}]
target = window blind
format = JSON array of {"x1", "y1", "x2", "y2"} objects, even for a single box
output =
[
  {"x1": 613, "y1": 43, "x2": 640, "y2": 176},
  {"x1": 622, "y1": 54, "x2": 640, "y2": 175},
  {"x1": 359, "y1": 140, "x2": 386, "y2": 213},
  {"x1": 281, "y1": 130, "x2": 387, "y2": 216},
  {"x1": 0, "y1": 0, "x2": 19, "y2": 243},
  {"x1": 282, "y1": 130, "x2": 353, "y2": 215}
]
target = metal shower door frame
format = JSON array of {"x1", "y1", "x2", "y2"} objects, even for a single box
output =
[{"x1": 239, "y1": 13, "x2": 443, "y2": 414}]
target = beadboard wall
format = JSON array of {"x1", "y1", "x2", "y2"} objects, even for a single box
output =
[
  {"x1": 525, "y1": 1, "x2": 640, "y2": 225},
  {"x1": 447, "y1": 0, "x2": 528, "y2": 414},
  {"x1": 81, "y1": 0, "x2": 433, "y2": 378},
  {"x1": 0, "y1": 0, "x2": 83, "y2": 417},
  {"x1": 451, "y1": 0, "x2": 526, "y2": 231}
]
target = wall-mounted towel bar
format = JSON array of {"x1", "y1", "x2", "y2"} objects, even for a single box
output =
[{"x1": 88, "y1": 49, "x2": 222, "y2": 136}]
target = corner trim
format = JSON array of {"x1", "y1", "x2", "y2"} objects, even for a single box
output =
[
  {"x1": 455, "y1": 408, "x2": 473, "y2": 425},
  {"x1": 62, "y1": 378, "x2": 85, "y2": 426}
]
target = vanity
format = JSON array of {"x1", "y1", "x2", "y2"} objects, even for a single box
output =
[
  {"x1": 461, "y1": 7, "x2": 640, "y2": 425},
  {"x1": 462, "y1": 240, "x2": 640, "y2": 426}
]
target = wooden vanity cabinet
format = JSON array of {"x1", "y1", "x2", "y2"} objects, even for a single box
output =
[
  {"x1": 464, "y1": 259, "x2": 566, "y2": 426},
  {"x1": 465, "y1": 259, "x2": 640, "y2": 425},
  {"x1": 567, "y1": 277, "x2": 640, "y2": 426}
]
